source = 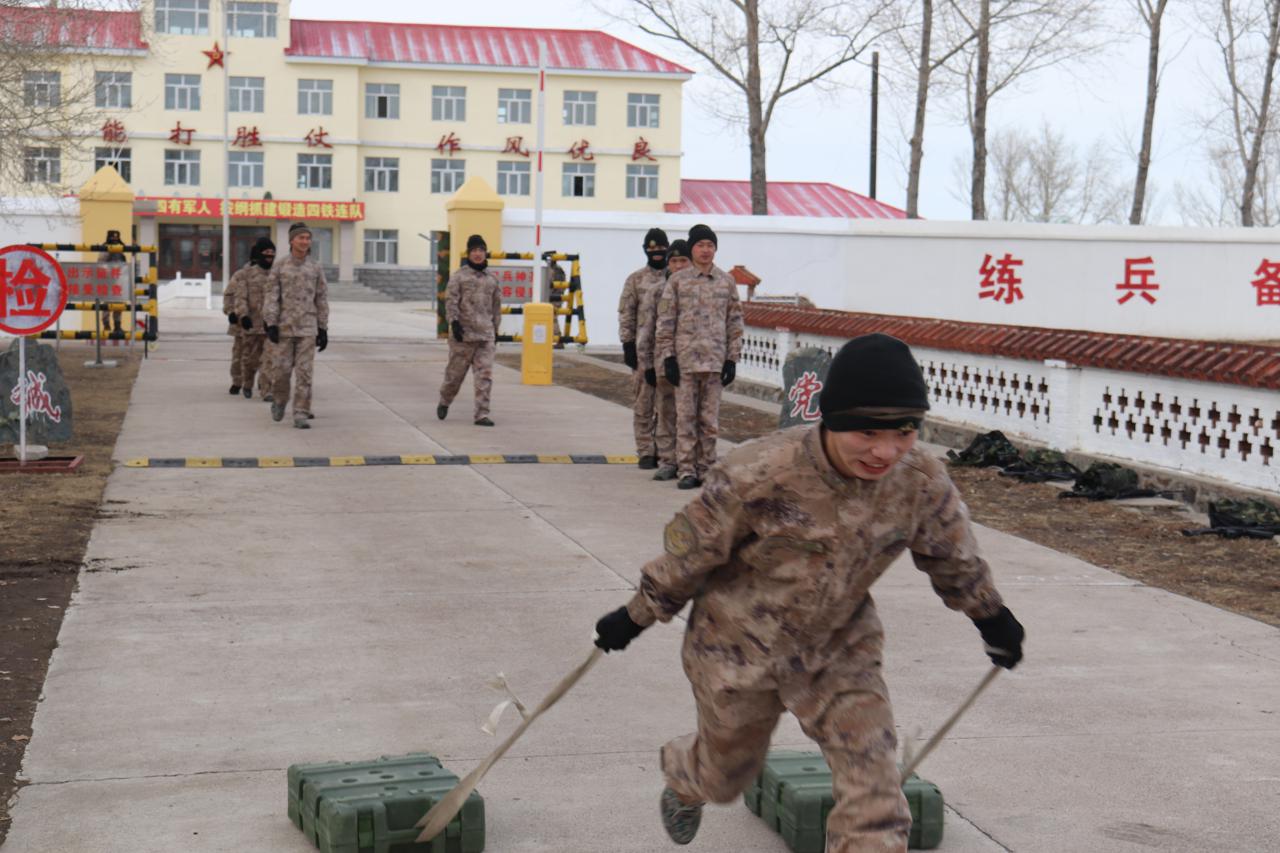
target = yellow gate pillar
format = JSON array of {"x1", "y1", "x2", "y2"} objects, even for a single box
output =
[
  {"x1": 443, "y1": 176, "x2": 504, "y2": 338},
  {"x1": 73, "y1": 166, "x2": 135, "y2": 332}
]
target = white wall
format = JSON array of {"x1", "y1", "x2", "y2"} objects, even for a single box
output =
[
  {"x1": 502, "y1": 210, "x2": 1280, "y2": 347},
  {"x1": 0, "y1": 198, "x2": 82, "y2": 248}
]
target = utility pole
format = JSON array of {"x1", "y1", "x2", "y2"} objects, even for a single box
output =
[{"x1": 869, "y1": 51, "x2": 879, "y2": 200}]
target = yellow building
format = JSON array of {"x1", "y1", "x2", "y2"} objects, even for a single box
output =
[{"x1": 5, "y1": 1, "x2": 690, "y2": 284}]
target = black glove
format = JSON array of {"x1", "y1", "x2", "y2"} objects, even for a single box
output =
[
  {"x1": 663, "y1": 356, "x2": 680, "y2": 387},
  {"x1": 266, "y1": 325, "x2": 280, "y2": 344},
  {"x1": 316, "y1": 328, "x2": 328, "y2": 352},
  {"x1": 594, "y1": 606, "x2": 646, "y2": 653},
  {"x1": 644, "y1": 367, "x2": 657, "y2": 387},
  {"x1": 622, "y1": 341, "x2": 638, "y2": 370},
  {"x1": 720, "y1": 360, "x2": 736, "y2": 386},
  {"x1": 972, "y1": 606, "x2": 1025, "y2": 669},
  {"x1": 228, "y1": 313, "x2": 238, "y2": 325},
  {"x1": 240, "y1": 315, "x2": 253, "y2": 330},
  {"x1": 451, "y1": 320, "x2": 464, "y2": 343}
]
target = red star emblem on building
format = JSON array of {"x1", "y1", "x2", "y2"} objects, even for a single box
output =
[{"x1": 202, "y1": 42, "x2": 226, "y2": 69}]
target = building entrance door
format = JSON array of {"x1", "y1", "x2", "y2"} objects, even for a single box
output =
[
  {"x1": 230, "y1": 225, "x2": 273, "y2": 272},
  {"x1": 158, "y1": 224, "x2": 223, "y2": 281}
]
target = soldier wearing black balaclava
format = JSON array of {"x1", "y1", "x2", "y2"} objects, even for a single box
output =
[
  {"x1": 231, "y1": 237, "x2": 276, "y2": 399},
  {"x1": 618, "y1": 227, "x2": 669, "y2": 469}
]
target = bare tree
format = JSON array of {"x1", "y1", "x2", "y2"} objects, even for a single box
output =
[
  {"x1": 1130, "y1": 0, "x2": 1171, "y2": 224},
  {"x1": 1176, "y1": 133, "x2": 1280, "y2": 225},
  {"x1": 604, "y1": 0, "x2": 896, "y2": 214},
  {"x1": 943, "y1": 0, "x2": 1105, "y2": 220}
]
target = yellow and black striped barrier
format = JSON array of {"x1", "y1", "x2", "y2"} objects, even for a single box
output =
[
  {"x1": 29, "y1": 242, "x2": 158, "y2": 254},
  {"x1": 124, "y1": 453, "x2": 640, "y2": 469},
  {"x1": 42, "y1": 329, "x2": 150, "y2": 341},
  {"x1": 487, "y1": 251, "x2": 588, "y2": 345}
]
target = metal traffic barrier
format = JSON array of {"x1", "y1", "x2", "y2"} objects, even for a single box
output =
[
  {"x1": 28, "y1": 242, "x2": 160, "y2": 354},
  {"x1": 487, "y1": 251, "x2": 587, "y2": 345}
]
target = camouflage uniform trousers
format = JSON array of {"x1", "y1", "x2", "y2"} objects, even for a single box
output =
[
  {"x1": 239, "y1": 335, "x2": 266, "y2": 393},
  {"x1": 674, "y1": 372, "x2": 722, "y2": 479},
  {"x1": 655, "y1": 377, "x2": 677, "y2": 470},
  {"x1": 439, "y1": 340, "x2": 495, "y2": 420},
  {"x1": 258, "y1": 337, "x2": 280, "y2": 396},
  {"x1": 632, "y1": 371, "x2": 658, "y2": 457},
  {"x1": 229, "y1": 331, "x2": 245, "y2": 384},
  {"x1": 271, "y1": 336, "x2": 317, "y2": 417},
  {"x1": 662, "y1": 606, "x2": 911, "y2": 852}
]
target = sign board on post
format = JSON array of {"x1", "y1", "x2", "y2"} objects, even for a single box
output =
[
  {"x1": 491, "y1": 264, "x2": 538, "y2": 305},
  {"x1": 779, "y1": 346, "x2": 832, "y2": 430},
  {"x1": 0, "y1": 245, "x2": 69, "y2": 462}
]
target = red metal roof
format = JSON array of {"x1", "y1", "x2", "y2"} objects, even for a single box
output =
[
  {"x1": 0, "y1": 6, "x2": 146, "y2": 51},
  {"x1": 667, "y1": 180, "x2": 907, "y2": 219},
  {"x1": 287, "y1": 20, "x2": 691, "y2": 75},
  {"x1": 743, "y1": 304, "x2": 1280, "y2": 390}
]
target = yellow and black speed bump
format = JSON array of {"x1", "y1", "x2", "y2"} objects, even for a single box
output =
[{"x1": 124, "y1": 454, "x2": 640, "y2": 469}]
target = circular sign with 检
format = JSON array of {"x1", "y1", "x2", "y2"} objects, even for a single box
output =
[{"x1": 0, "y1": 244, "x2": 69, "y2": 336}]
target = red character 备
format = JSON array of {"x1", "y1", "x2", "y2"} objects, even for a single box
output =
[
  {"x1": 437, "y1": 132, "x2": 461, "y2": 155},
  {"x1": 979, "y1": 253, "x2": 1025, "y2": 304},
  {"x1": 503, "y1": 136, "x2": 530, "y2": 157},
  {"x1": 102, "y1": 120, "x2": 127, "y2": 143},
  {"x1": 169, "y1": 122, "x2": 195, "y2": 145},
  {"x1": 631, "y1": 137, "x2": 656, "y2": 162},
  {"x1": 787, "y1": 370, "x2": 824, "y2": 422},
  {"x1": 233, "y1": 126, "x2": 262, "y2": 148},
  {"x1": 0, "y1": 258, "x2": 52, "y2": 320},
  {"x1": 1251, "y1": 259, "x2": 1280, "y2": 306},
  {"x1": 1116, "y1": 257, "x2": 1159, "y2": 305},
  {"x1": 568, "y1": 139, "x2": 593, "y2": 161},
  {"x1": 305, "y1": 126, "x2": 332, "y2": 148}
]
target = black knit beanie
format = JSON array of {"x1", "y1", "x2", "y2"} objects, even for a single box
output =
[
  {"x1": 250, "y1": 237, "x2": 275, "y2": 268},
  {"x1": 687, "y1": 223, "x2": 717, "y2": 248},
  {"x1": 288, "y1": 221, "x2": 311, "y2": 240},
  {"x1": 466, "y1": 234, "x2": 487, "y2": 253},
  {"x1": 642, "y1": 228, "x2": 669, "y2": 251},
  {"x1": 819, "y1": 334, "x2": 931, "y2": 432},
  {"x1": 666, "y1": 239, "x2": 690, "y2": 262}
]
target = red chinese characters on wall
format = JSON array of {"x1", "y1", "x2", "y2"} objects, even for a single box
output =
[
  {"x1": 169, "y1": 122, "x2": 195, "y2": 145},
  {"x1": 787, "y1": 371, "x2": 824, "y2": 422},
  {"x1": 503, "y1": 136, "x2": 530, "y2": 157},
  {"x1": 631, "y1": 137, "x2": 655, "y2": 162},
  {"x1": 1116, "y1": 257, "x2": 1159, "y2": 305},
  {"x1": 978, "y1": 253, "x2": 1024, "y2": 304},
  {"x1": 497, "y1": 268, "x2": 534, "y2": 300},
  {"x1": 305, "y1": 127, "x2": 332, "y2": 148},
  {"x1": 568, "y1": 139, "x2": 593, "y2": 161},
  {"x1": 101, "y1": 120, "x2": 127, "y2": 143},
  {"x1": 436, "y1": 132, "x2": 461, "y2": 155},
  {"x1": 1251, "y1": 260, "x2": 1280, "y2": 306},
  {"x1": 232, "y1": 126, "x2": 262, "y2": 148}
]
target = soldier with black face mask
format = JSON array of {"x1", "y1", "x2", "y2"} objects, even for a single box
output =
[
  {"x1": 231, "y1": 237, "x2": 276, "y2": 399},
  {"x1": 618, "y1": 227, "x2": 669, "y2": 469}
]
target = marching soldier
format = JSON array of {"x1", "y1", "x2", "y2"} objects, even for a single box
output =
[
  {"x1": 264, "y1": 222, "x2": 329, "y2": 429},
  {"x1": 637, "y1": 239, "x2": 690, "y2": 481},
  {"x1": 222, "y1": 259, "x2": 246, "y2": 396},
  {"x1": 437, "y1": 234, "x2": 502, "y2": 427},
  {"x1": 655, "y1": 224, "x2": 744, "y2": 490},
  {"x1": 592, "y1": 334, "x2": 1026, "y2": 851},
  {"x1": 618, "y1": 228, "x2": 670, "y2": 469},
  {"x1": 230, "y1": 237, "x2": 275, "y2": 399}
]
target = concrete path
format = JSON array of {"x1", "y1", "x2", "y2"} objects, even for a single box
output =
[{"x1": 5, "y1": 304, "x2": 1278, "y2": 853}]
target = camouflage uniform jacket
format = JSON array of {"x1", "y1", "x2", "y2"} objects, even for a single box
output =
[
  {"x1": 446, "y1": 265, "x2": 502, "y2": 342},
  {"x1": 230, "y1": 264, "x2": 271, "y2": 337},
  {"x1": 636, "y1": 274, "x2": 667, "y2": 372},
  {"x1": 263, "y1": 254, "x2": 329, "y2": 337},
  {"x1": 625, "y1": 425, "x2": 1005, "y2": 685},
  {"x1": 655, "y1": 263, "x2": 744, "y2": 373},
  {"x1": 618, "y1": 265, "x2": 667, "y2": 345},
  {"x1": 222, "y1": 273, "x2": 244, "y2": 337}
]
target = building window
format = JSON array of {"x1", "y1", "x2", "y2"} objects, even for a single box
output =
[
  {"x1": 229, "y1": 76, "x2": 264, "y2": 113},
  {"x1": 95, "y1": 147, "x2": 132, "y2": 182},
  {"x1": 364, "y1": 229, "x2": 398, "y2": 265},
  {"x1": 431, "y1": 158, "x2": 465, "y2": 194},
  {"x1": 24, "y1": 148, "x2": 60, "y2": 184},
  {"x1": 23, "y1": 71, "x2": 60, "y2": 108},
  {"x1": 364, "y1": 157, "x2": 399, "y2": 192},
  {"x1": 297, "y1": 153, "x2": 332, "y2": 190},
  {"x1": 298, "y1": 79, "x2": 332, "y2": 115},
  {"x1": 498, "y1": 88, "x2": 531, "y2": 124},
  {"x1": 432, "y1": 86, "x2": 466, "y2": 122},
  {"x1": 155, "y1": 0, "x2": 209, "y2": 35},
  {"x1": 165, "y1": 74, "x2": 201, "y2": 111},
  {"x1": 627, "y1": 93, "x2": 660, "y2": 128},
  {"x1": 164, "y1": 149, "x2": 200, "y2": 186},
  {"x1": 228, "y1": 1, "x2": 277, "y2": 38},
  {"x1": 563, "y1": 90, "x2": 596, "y2": 126},
  {"x1": 496, "y1": 160, "x2": 530, "y2": 196},
  {"x1": 562, "y1": 162, "x2": 595, "y2": 198},
  {"x1": 229, "y1": 151, "x2": 264, "y2": 188},
  {"x1": 365, "y1": 83, "x2": 399, "y2": 119},
  {"x1": 626, "y1": 164, "x2": 659, "y2": 199},
  {"x1": 95, "y1": 72, "x2": 132, "y2": 109}
]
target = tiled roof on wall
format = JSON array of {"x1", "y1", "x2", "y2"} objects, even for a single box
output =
[
  {"x1": 0, "y1": 7, "x2": 147, "y2": 51},
  {"x1": 667, "y1": 180, "x2": 907, "y2": 218}
]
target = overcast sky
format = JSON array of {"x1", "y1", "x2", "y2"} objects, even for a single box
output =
[{"x1": 293, "y1": 0, "x2": 1221, "y2": 223}]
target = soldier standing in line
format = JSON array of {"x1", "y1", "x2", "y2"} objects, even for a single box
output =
[
  {"x1": 230, "y1": 237, "x2": 275, "y2": 399},
  {"x1": 264, "y1": 222, "x2": 329, "y2": 429},
  {"x1": 655, "y1": 224, "x2": 744, "y2": 490},
  {"x1": 437, "y1": 234, "x2": 502, "y2": 427},
  {"x1": 222, "y1": 258, "x2": 246, "y2": 396},
  {"x1": 592, "y1": 334, "x2": 1026, "y2": 851},
  {"x1": 619, "y1": 228, "x2": 670, "y2": 470},
  {"x1": 638, "y1": 239, "x2": 690, "y2": 482}
]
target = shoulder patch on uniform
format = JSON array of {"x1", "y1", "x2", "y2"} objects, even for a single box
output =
[{"x1": 664, "y1": 514, "x2": 698, "y2": 558}]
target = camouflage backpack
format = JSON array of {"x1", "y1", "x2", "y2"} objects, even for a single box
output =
[
  {"x1": 946, "y1": 431, "x2": 1022, "y2": 469},
  {"x1": 1000, "y1": 448, "x2": 1081, "y2": 483},
  {"x1": 1060, "y1": 462, "x2": 1159, "y2": 501},
  {"x1": 1183, "y1": 499, "x2": 1280, "y2": 540}
]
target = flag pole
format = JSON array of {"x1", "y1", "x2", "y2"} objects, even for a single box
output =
[
  {"x1": 221, "y1": 1, "x2": 231, "y2": 298},
  {"x1": 534, "y1": 41, "x2": 547, "y2": 298}
]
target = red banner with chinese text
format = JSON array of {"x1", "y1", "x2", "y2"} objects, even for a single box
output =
[{"x1": 137, "y1": 197, "x2": 365, "y2": 221}]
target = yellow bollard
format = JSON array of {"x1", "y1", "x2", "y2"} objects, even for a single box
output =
[{"x1": 521, "y1": 302, "x2": 555, "y2": 385}]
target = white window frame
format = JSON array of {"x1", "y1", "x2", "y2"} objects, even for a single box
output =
[
  {"x1": 23, "y1": 71, "x2": 60, "y2": 108},
  {"x1": 155, "y1": 0, "x2": 210, "y2": 36},
  {"x1": 363, "y1": 229, "x2": 399, "y2": 265},
  {"x1": 227, "y1": 1, "x2": 277, "y2": 38},
  {"x1": 296, "y1": 153, "x2": 332, "y2": 190},
  {"x1": 24, "y1": 148, "x2": 60, "y2": 184},
  {"x1": 431, "y1": 158, "x2": 466, "y2": 194},
  {"x1": 95, "y1": 71, "x2": 132, "y2": 109},
  {"x1": 164, "y1": 149, "x2": 201, "y2": 186},
  {"x1": 229, "y1": 76, "x2": 265, "y2": 113},
  {"x1": 364, "y1": 157, "x2": 400, "y2": 192},
  {"x1": 563, "y1": 90, "x2": 597, "y2": 126},
  {"x1": 365, "y1": 83, "x2": 400, "y2": 119},
  {"x1": 498, "y1": 88, "x2": 531, "y2": 124},
  {"x1": 95, "y1": 147, "x2": 132, "y2": 182},
  {"x1": 626, "y1": 164, "x2": 659, "y2": 199},
  {"x1": 228, "y1": 151, "x2": 264, "y2": 188},
  {"x1": 562, "y1": 162, "x2": 595, "y2": 198},
  {"x1": 496, "y1": 160, "x2": 531, "y2": 196},
  {"x1": 627, "y1": 93, "x2": 660, "y2": 128},
  {"x1": 432, "y1": 86, "x2": 466, "y2": 122},
  {"x1": 298, "y1": 79, "x2": 332, "y2": 115},
  {"x1": 165, "y1": 74, "x2": 201, "y2": 111}
]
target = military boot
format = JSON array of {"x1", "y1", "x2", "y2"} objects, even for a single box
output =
[
  {"x1": 474, "y1": 417, "x2": 495, "y2": 427},
  {"x1": 242, "y1": 386, "x2": 252, "y2": 399},
  {"x1": 677, "y1": 475, "x2": 701, "y2": 490},
  {"x1": 436, "y1": 404, "x2": 448, "y2": 420},
  {"x1": 293, "y1": 416, "x2": 310, "y2": 430},
  {"x1": 652, "y1": 466, "x2": 677, "y2": 482},
  {"x1": 229, "y1": 384, "x2": 240, "y2": 395},
  {"x1": 271, "y1": 400, "x2": 285, "y2": 422},
  {"x1": 637, "y1": 455, "x2": 658, "y2": 470},
  {"x1": 659, "y1": 787, "x2": 702, "y2": 845}
]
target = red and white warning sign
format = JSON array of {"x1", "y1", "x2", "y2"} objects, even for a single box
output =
[{"x1": 0, "y1": 244, "x2": 68, "y2": 336}]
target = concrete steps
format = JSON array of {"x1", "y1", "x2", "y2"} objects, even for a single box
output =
[{"x1": 325, "y1": 280, "x2": 396, "y2": 302}]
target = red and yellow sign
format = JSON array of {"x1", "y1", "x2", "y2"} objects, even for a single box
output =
[{"x1": 137, "y1": 197, "x2": 365, "y2": 221}]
